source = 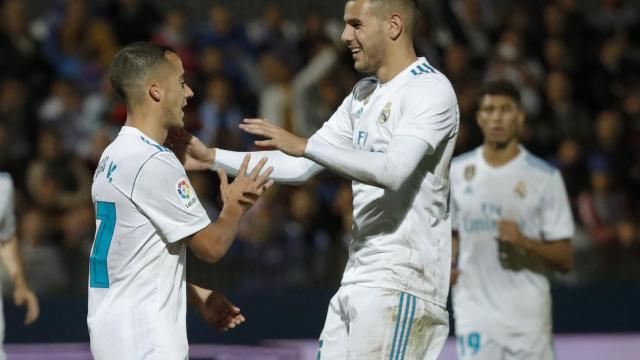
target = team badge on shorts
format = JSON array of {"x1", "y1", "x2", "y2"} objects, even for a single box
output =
[
  {"x1": 464, "y1": 165, "x2": 476, "y2": 181},
  {"x1": 514, "y1": 180, "x2": 527, "y2": 199},
  {"x1": 176, "y1": 177, "x2": 198, "y2": 209},
  {"x1": 378, "y1": 102, "x2": 392, "y2": 124}
]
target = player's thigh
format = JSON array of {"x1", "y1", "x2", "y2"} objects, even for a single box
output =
[
  {"x1": 404, "y1": 300, "x2": 449, "y2": 360},
  {"x1": 456, "y1": 331, "x2": 503, "y2": 360},
  {"x1": 347, "y1": 287, "x2": 449, "y2": 360},
  {"x1": 317, "y1": 291, "x2": 348, "y2": 360}
]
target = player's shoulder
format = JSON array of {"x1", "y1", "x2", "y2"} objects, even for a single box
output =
[
  {"x1": 108, "y1": 129, "x2": 173, "y2": 164},
  {"x1": 95, "y1": 128, "x2": 178, "y2": 185},
  {"x1": 404, "y1": 61, "x2": 454, "y2": 92},
  {"x1": 521, "y1": 149, "x2": 558, "y2": 177}
]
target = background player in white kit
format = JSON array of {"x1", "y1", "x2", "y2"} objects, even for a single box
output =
[
  {"x1": 450, "y1": 81, "x2": 574, "y2": 360},
  {"x1": 0, "y1": 173, "x2": 39, "y2": 360},
  {"x1": 166, "y1": 0, "x2": 459, "y2": 358},
  {"x1": 88, "y1": 43, "x2": 273, "y2": 360}
]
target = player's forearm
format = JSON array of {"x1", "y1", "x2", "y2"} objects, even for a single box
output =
[
  {"x1": 213, "y1": 149, "x2": 322, "y2": 184},
  {"x1": 209, "y1": 205, "x2": 244, "y2": 261},
  {"x1": 187, "y1": 283, "x2": 212, "y2": 311},
  {"x1": 304, "y1": 135, "x2": 428, "y2": 191},
  {"x1": 519, "y1": 237, "x2": 573, "y2": 273},
  {"x1": 0, "y1": 235, "x2": 29, "y2": 289},
  {"x1": 190, "y1": 205, "x2": 243, "y2": 263}
]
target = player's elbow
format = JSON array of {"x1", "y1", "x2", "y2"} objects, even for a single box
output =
[
  {"x1": 374, "y1": 173, "x2": 404, "y2": 192},
  {"x1": 203, "y1": 248, "x2": 226, "y2": 264},
  {"x1": 386, "y1": 179, "x2": 403, "y2": 192},
  {"x1": 187, "y1": 231, "x2": 229, "y2": 264},
  {"x1": 191, "y1": 245, "x2": 224, "y2": 264},
  {"x1": 376, "y1": 162, "x2": 410, "y2": 191}
]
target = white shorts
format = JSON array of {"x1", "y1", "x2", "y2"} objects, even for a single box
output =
[
  {"x1": 316, "y1": 284, "x2": 449, "y2": 359},
  {"x1": 456, "y1": 330, "x2": 554, "y2": 360}
]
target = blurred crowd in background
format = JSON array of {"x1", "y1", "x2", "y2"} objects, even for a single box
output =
[{"x1": 0, "y1": 0, "x2": 638, "y2": 296}]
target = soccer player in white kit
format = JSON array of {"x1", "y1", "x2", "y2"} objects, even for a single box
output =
[
  {"x1": 450, "y1": 81, "x2": 574, "y2": 360},
  {"x1": 166, "y1": 1, "x2": 460, "y2": 358},
  {"x1": 0, "y1": 173, "x2": 39, "y2": 360},
  {"x1": 88, "y1": 43, "x2": 273, "y2": 360}
]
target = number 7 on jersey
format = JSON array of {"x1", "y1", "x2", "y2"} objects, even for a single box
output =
[{"x1": 90, "y1": 201, "x2": 116, "y2": 288}]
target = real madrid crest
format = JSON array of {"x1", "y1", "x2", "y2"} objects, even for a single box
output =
[
  {"x1": 378, "y1": 102, "x2": 392, "y2": 124},
  {"x1": 464, "y1": 165, "x2": 476, "y2": 181},
  {"x1": 514, "y1": 180, "x2": 527, "y2": 199}
]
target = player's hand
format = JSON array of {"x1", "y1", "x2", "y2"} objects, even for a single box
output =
[
  {"x1": 199, "y1": 292, "x2": 245, "y2": 331},
  {"x1": 496, "y1": 220, "x2": 526, "y2": 247},
  {"x1": 165, "y1": 127, "x2": 216, "y2": 171},
  {"x1": 217, "y1": 154, "x2": 274, "y2": 212},
  {"x1": 239, "y1": 118, "x2": 308, "y2": 157},
  {"x1": 14, "y1": 285, "x2": 39, "y2": 325}
]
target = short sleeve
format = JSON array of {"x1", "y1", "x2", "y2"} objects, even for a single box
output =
[
  {"x1": 394, "y1": 78, "x2": 459, "y2": 154},
  {"x1": 0, "y1": 176, "x2": 16, "y2": 242},
  {"x1": 132, "y1": 153, "x2": 210, "y2": 243},
  {"x1": 311, "y1": 94, "x2": 354, "y2": 148},
  {"x1": 541, "y1": 171, "x2": 575, "y2": 241}
]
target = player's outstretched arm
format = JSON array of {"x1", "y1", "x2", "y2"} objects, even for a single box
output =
[
  {"x1": 186, "y1": 155, "x2": 273, "y2": 263},
  {"x1": 240, "y1": 119, "x2": 432, "y2": 190},
  {"x1": 187, "y1": 283, "x2": 245, "y2": 331},
  {"x1": 239, "y1": 118, "x2": 308, "y2": 156},
  {"x1": 0, "y1": 235, "x2": 39, "y2": 325},
  {"x1": 166, "y1": 127, "x2": 323, "y2": 184}
]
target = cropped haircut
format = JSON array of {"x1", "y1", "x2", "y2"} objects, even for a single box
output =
[
  {"x1": 350, "y1": 0, "x2": 419, "y2": 35},
  {"x1": 480, "y1": 80, "x2": 522, "y2": 106},
  {"x1": 109, "y1": 42, "x2": 177, "y2": 106}
]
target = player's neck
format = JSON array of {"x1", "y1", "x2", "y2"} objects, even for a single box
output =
[
  {"x1": 377, "y1": 43, "x2": 416, "y2": 84},
  {"x1": 482, "y1": 141, "x2": 520, "y2": 167},
  {"x1": 125, "y1": 111, "x2": 168, "y2": 145}
]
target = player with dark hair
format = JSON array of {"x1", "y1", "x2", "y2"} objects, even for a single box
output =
[
  {"x1": 88, "y1": 42, "x2": 273, "y2": 360},
  {"x1": 450, "y1": 80, "x2": 574, "y2": 359},
  {"x1": 168, "y1": 0, "x2": 459, "y2": 358}
]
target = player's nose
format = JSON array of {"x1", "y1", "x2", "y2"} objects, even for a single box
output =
[{"x1": 341, "y1": 26, "x2": 353, "y2": 44}]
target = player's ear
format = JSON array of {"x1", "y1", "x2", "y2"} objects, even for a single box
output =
[
  {"x1": 149, "y1": 83, "x2": 162, "y2": 102},
  {"x1": 517, "y1": 109, "x2": 525, "y2": 127},
  {"x1": 387, "y1": 13, "x2": 403, "y2": 40}
]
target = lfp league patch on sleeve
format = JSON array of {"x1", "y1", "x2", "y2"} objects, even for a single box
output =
[{"x1": 175, "y1": 177, "x2": 198, "y2": 209}]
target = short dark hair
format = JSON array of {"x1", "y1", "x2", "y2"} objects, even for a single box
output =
[
  {"x1": 108, "y1": 42, "x2": 176, "y2": 106},
  {"x1": 357, "y1": 0, "x2": 419, "y2": 34},
  {"x1": 480, "y1": 80, "x2": 521, "y2": 105}
]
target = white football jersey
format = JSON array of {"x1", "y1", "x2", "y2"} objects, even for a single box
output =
[
  {"x1": 312, "y1": 57, "x2": 459, "y2": 307},
  {"x1": 450, "y1": 146, "x2": 574, "y2": 334},
  {"x1": 0, "y1": 173, "x2": 16, "y2": 243},
  {"x1": 88, "y1": 126, "x2": 210, "y2": 360}
]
